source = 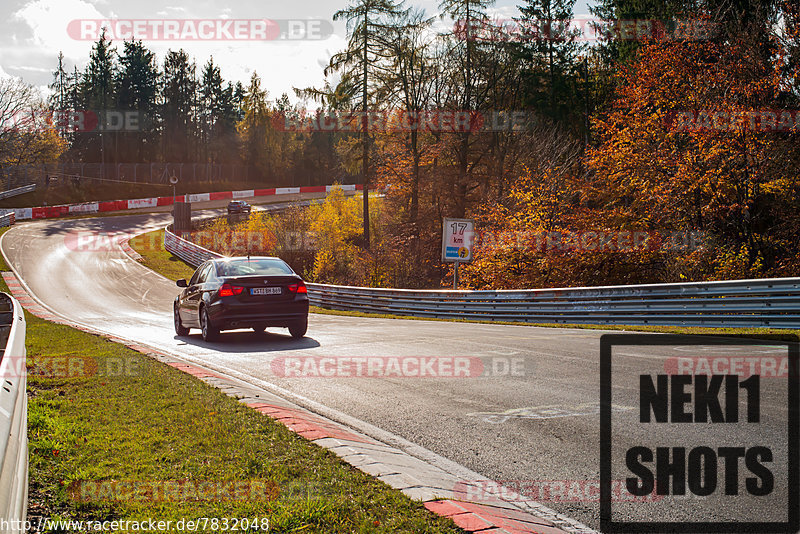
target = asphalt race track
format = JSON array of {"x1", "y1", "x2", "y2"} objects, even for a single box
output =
[{"x1": 3, "y1": 211, "x2": 794, "y2": 531}]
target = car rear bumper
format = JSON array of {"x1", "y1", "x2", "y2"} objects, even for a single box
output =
[{"x1": 207, "y1": 298, "x2": 308, "y2": 330}]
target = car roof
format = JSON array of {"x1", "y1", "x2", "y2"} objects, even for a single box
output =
[{"x1": 213, "y1": 256, "x2": 283, "y2": 262}]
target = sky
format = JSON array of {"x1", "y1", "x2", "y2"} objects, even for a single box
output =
[{"x1": 1, "y1": 0, "x2": 594, "y2": 103}]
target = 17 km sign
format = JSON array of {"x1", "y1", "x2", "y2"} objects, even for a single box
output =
[{"x1": 442, "y1": 218, "x2": 475, "y2": 263}]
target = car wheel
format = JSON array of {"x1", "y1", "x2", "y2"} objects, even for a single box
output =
[
  {"x1": 288, "y1": 318, "x2": 307, "y2": 339},
  {"x1": 174, "y1": 304, "x2": 189, "y2": 336},
  {"x1": 252, "y1": 324, "x2": 267, "y2": 334},
  {"x1": 200, "y1": 306, "x2": 219, "y2": 342}
]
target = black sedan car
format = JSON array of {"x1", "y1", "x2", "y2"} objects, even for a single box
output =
[
  {"x1": 227, "y1": 200, "x2": 252, "y2": 214},
  {"x1": 174, "y1": 257, "x2": 309, "y2": 341}
]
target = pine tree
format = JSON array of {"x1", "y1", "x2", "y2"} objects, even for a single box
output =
[
  {"x1": 48, "y1": 52, "x2": 70, "y2": 111},
  {"x1": 516, "y1": 0, "x2": 582, "y2": 122},
  {"x1": 81, "y1": 29, "x2": 117, "y2": 168},
  {"x1": 200, "y1": 58, "x2": 224, "y2": 162},
  {"x1": 162, "y1": 49, "x2": 197, "y2": 162},
  {"x1": 238, "y1": 72, "x2": 269, "y2": 176},
  {"x1": 325, "y1": 0, "x2": 409, "y2": 247},
  {"x1": 117, "y1": 40, "x2": 160, "y2": 162}
]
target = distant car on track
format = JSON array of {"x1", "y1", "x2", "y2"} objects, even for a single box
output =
[
  {"x1": 227, "y1": 200, "x2": 252, "y2": 214},
  {"x1": 174, "y1": 256, "x2": 309, "y2": 341}
]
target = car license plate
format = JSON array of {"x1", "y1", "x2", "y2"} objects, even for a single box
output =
[{"x1": 251, "y1": 287, "x2": 282, "y2": 296}]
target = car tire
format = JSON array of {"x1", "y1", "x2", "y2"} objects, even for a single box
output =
[
  {"x1": 252, "y1": 324, "x2": 267, "y2": 334},
  {"x1": 174, "y1": 304, "x2": 189, "y2": 336},
  {"x1": 288, "y1": 318, "x2": 307, "y2": 339},
  {"x1": 200, "y1": 306, "x2": 219, "y2": 342}
]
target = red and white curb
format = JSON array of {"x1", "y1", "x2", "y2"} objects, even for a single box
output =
[
  {"x1": 0, "y1": 184, "x2": 362, "y2": 221},
  {"x1": 2, "y1": 268, "x2": 594, "y2": 534}
]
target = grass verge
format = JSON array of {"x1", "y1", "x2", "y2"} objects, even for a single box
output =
[
  {"x1": 0, "y1": 243, "x2": 463, "y2": 532},
  {"x1": 129, "y1": 229, "x2": 196, "y2": 282},
  {"x1": 129, "y1": 228, "x2": 798, "y2": 341}
]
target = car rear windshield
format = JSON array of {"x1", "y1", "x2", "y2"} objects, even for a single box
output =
[{"x1": 216, "y1": 259, "x2": 294, "y2": 277}]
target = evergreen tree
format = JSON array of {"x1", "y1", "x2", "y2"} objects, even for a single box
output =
[
  {"x1": 48, "y1": 52, "x2": 70, "y2": 111},
  {"x1": 238, "y1": 72, "x2": 269, "y2": 176},
  {"x1": 117, "y1": 40, "x2": 160, "y2": 162},
  {"x1": 200, "y1": 58, "x2": 223, "y2": 162},
  {"x1": 516, "y1": 0, "x2": 582, "y2": 123},
  {"x1": 80, "y1": 30, "x2": 117, "y2": 167},
  {"x1": 162, "y1": 49, "x2": 197, "y2": 162},
  {"x1": 200, "y1": 59, "x2": 240, "y2": 164}
]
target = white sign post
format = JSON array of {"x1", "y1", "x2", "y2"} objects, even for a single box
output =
[
  {"x1": 442, "y1": 218, "x2": 475, "y2": 289},
  {"x1": 170, "y1": 174, "x2": 179, "y2": 204}
]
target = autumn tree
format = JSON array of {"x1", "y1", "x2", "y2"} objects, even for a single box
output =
[
  {"x1": 326, "y1": 0, "x2": 409, "y2": 247},
  {"x1": 438, "y1": 0, "x2": 495, "y2": 218},
  {"x1": 0, "y1": 78, "x2": 66, "y2": 186},
  {"x1": 586, "y1": 31, "x2": 800, "y2": 280},
  {"x1": 374, "y1": 9, "x2": 435, "y2": 226}
]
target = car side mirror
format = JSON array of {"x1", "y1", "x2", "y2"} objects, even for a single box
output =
[{"x1": 176, "y1": 279, "x2": 188, "y2": 288}]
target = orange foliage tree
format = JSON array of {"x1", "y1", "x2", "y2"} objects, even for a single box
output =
[{"x1": 585, "y1": 32, "x2": 800, "y2": 281}]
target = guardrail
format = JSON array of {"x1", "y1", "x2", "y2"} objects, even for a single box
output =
[
  {"x1": 164, "y1": 228, "x2": 223, "y2": 267},
  {"x1": 0, "y1": 293, "x2": 28, "y2": 533},
  {"x1": 0, "y1": 212, "x2": 15, "y2": 228},
  {"x1": 163, "y1": 217, "x2": 800, "y2": 329},
  {"x1": 0, "y1": 184, "x2": 35, "y2": 201},
  {"x1": 305, "y1": 279, "x2": 800, "y2": 328}
]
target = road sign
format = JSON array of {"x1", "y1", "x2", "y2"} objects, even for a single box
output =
[
  {"x1": 169, "y1": 174, "x2": 179, "y2": 185},
  {"x1": 442, "y1": 218, "x2": 474, "y2": 263}
]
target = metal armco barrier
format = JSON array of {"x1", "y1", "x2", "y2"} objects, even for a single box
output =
[
  {"x1": 0, "y1": 293, "x2": 28, "y2": 534},
  {"x1": 0, "y1": 212, "x2": 15, "y2": 228},
  {"x1": 164, "y1": 227, "x2": 223, "y2": 267},
  {"x1": 305, "y1": 279, "x2": 800, "y2": 328},
  {"x1": 0, "y1": 184, "x2": 35, "y2": 201},
  {"x1": 164, "y1": 221, "x2": 800, "y2": 329}
]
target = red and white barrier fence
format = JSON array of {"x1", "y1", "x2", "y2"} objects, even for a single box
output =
[{"x1": 0, "y1": 184, "x2": 361, "y2": 222}]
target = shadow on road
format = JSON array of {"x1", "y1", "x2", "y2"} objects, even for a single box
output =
[
  {"x1": 175, "y1": 329, "x2": 320, "y2": 353},
  {"x1": 36, "y1": 213, "x2": 172, "y2": 236}
]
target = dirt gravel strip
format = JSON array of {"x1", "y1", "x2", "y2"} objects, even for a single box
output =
[{"x1": 3, "y1": 264, "x2": 596, "y2": 534}]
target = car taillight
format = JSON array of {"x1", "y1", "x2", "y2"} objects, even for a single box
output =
[
  {"x1": 219, "y1": 284, "x2": 244, "y2": 297},
  {"x1": 288, "y1": 282, "x2": 308, "y2": 294}
]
